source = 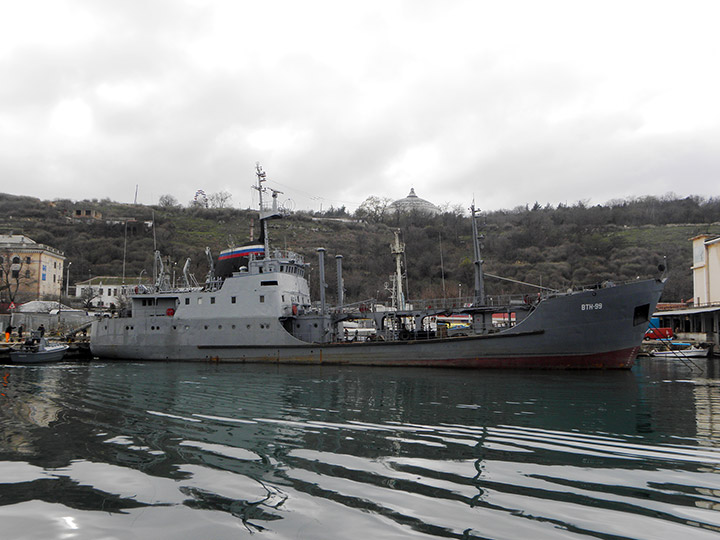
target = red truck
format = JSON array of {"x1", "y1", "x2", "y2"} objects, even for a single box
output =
[{"x1": 645, "y1": 327, "x2": 673, "y2": 339}]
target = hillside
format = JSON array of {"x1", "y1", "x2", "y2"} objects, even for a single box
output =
[{"x1": 2, "y1": 192, "x2": 720, "y2": 304}]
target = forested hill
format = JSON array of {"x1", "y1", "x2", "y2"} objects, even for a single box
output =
[{"x1": 2, "y1": 192, "x2": 720, "y2": 303}]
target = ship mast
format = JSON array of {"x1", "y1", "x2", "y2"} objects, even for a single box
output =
[
  {"x1": 390, "y1": 230, "x2": 406, "y2": 310},
  {"x1": 252, "y1": 163, "x2": 283, "y2": 257},
  {"x1": 471, "y1": 202, "x2": 486, "y2": 305}
]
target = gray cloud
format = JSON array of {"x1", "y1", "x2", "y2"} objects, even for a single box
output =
[{"x1": 1, "y1": 0, "x2": 718, "y2": 212}]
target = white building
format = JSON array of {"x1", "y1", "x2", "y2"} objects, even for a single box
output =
[
  {"x1": 692, "y1": 234, "x2": 720, "y2": 306},
  {"x1": 655, "y1": 234, "x2": 720, "y2": 348},
  {"x1": 74, "y1": 277, "x2": 140, "y2": 309}
]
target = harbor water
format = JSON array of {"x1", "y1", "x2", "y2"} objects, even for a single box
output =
[{"x1": 1, "y1": 358, "x2": 719, "y2": 539}]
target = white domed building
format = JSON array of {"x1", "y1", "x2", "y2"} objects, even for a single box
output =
[{"x1": 387, "y1": 188, "x2": 441, "y2": 215}]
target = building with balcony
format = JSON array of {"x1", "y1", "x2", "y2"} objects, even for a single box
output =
[{"x1": 0, "y1": 235, "x2": 65, "y2": 305}]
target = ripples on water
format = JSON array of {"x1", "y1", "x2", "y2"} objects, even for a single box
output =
[{"x1": 1, "y1": 359, "x2": 719, "y2": 539}]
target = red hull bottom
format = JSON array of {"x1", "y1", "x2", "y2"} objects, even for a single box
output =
[{"x1": 353, "y1": 346, "x2": 640, "y2": 369}]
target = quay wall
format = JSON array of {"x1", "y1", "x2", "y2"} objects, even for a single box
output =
[{"x1": 1, "y1": 312, "x2": 95, "y2": 338}]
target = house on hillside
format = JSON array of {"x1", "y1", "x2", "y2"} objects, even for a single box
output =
[
  {"x1": 73, "y1": 208, "x2": 102, "y2": 220},
  {"x1": 0, "y1": 234, "x2": 65, "y2": 305},
  {"x1": 655, "y1": 234, "x2": 720, "y2": 348}
]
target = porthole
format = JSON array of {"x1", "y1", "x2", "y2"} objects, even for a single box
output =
[
  {"x1": 204, "y1": 325, "x2": 209, "y2": 330},
  {"x1": 231, "y1": 325, "x2": 236, "y2": 329},
  {"x1": 218, "y1": 325, "x2": 222, "y2": 330}
]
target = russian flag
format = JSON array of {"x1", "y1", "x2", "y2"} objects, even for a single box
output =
[{"x1": 218, "y1": 244, "x2": 264, "y2": 260}]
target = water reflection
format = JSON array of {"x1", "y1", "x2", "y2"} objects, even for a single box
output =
[{"x1": 0, "y1": 359, "x2": 719, "y2": 539}]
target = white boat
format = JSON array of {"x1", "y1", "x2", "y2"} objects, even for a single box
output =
[
  {"x1": 650, "y1": 345, "x2": 710, "y2": 358},
  {"x1": 9, "y1": 334, "x2": 69, "y2": 364}
]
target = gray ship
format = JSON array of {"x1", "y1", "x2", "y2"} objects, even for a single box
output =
[{"x1": 90, "y1": 165, "x2": 665, "y2": 368}]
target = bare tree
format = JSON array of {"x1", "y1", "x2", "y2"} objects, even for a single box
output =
[
  {"x1": 158, "y1": 194, "x2": 180, "y2": 208},
  {"x1": 355, "y1": 196, "x2": 392, "y2": 222},
  {"x1": 0, "y1": 250, "x2": 34, "y2": 305},
  {"x1": 81, "y1": 286, "x2": 102, "y2": 310},
  {"x1": 209, "y1": 191, "x2": 232, "y2": 209}
]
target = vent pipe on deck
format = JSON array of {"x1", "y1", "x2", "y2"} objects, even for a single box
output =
[
  {"x1": 317, "y1": 248, "x2": 327, "y2": 315},
  {"x1": 336, "y1": 255, "x2": 344, "y2": 308}
]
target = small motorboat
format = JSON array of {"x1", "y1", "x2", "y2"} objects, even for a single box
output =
[
  {"x1": 9, "y1": 333, "x2": 69, "y2": 364},
  {"x1": 650, "y1": 344, "x2": 710, "y2": 358}
]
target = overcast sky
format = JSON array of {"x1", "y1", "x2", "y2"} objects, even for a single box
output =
[{"x1": 1, "y1": 0, "x2": 719, "y2": 213}]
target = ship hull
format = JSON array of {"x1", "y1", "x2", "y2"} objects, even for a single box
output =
[{"x1": 90, "y1": 278, "x2": 664, "y2": 369}]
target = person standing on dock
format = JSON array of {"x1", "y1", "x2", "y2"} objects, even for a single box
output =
[
  {"x1": 17, "y1": 324, "x2": 23, "y2": 339},
  {"x1": 4, "y1": 324, "x2": 14, "y2": 342},
  {"x1": 38, "y1": 324, "x2": 45, "y2": 337}
]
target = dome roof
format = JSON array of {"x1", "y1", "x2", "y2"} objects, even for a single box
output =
[{"x1": 388, "y1": 188, "x2": 440, "y2": 215}]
